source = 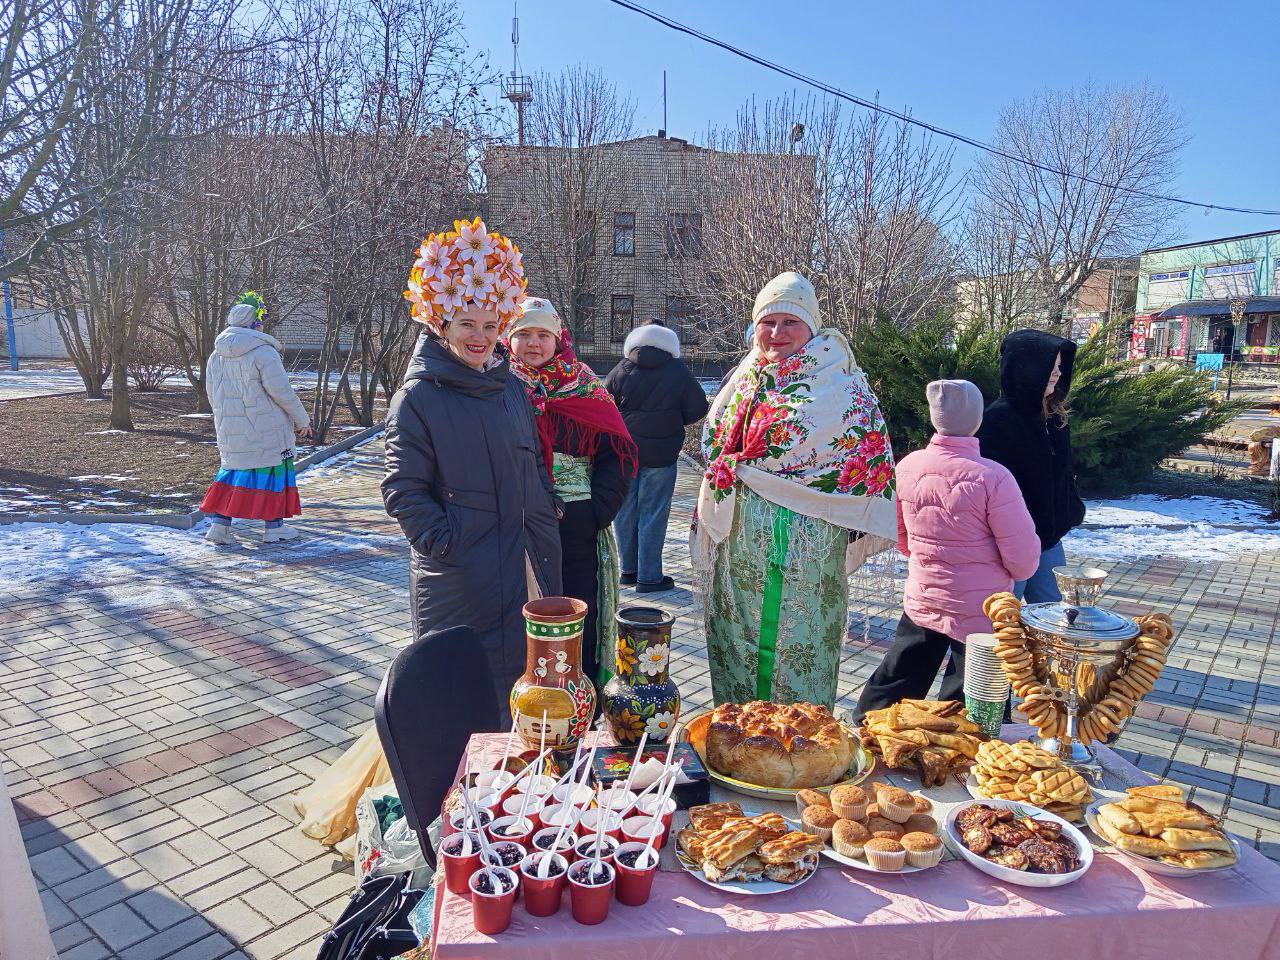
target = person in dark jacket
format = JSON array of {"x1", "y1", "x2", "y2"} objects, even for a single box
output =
[
  {"x1": 383, "y1": 220, "x2": 561, "y2": 724},
  {"x1": 605, "y1": 321, "x2": 709, "y2": 593},
  {"x1": 976, "y1": 329, "x2": 1086, "y2": 603},
  {"x1": 506, "y1": 297, "x2": 636, "y2": 689}
]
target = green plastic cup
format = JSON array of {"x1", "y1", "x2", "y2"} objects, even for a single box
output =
[{"x1": 965, "y1": 694, "x2": 1006, "y2": 739}]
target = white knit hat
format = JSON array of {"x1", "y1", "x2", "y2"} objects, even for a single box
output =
[
  {"x1": 509, "y1": 296, "x2": 562, "y2": 338},
  {"x1": 226, "y1": 303, "x2": 258, "y2": 328},
  {"x1": 752, "y1": 271, "x2": 819, "y2": 336}
]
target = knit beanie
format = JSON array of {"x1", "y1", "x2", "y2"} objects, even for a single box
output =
[
  {"x1": 926, "y1": 379, "x2": 984, "y2": 437},
  {"x1": 752, "y1": 271, "x2": 820, "y2": 336},
  {"x1": 226, "y1": 303, "x2": 258, "y2": 328},
  {"x1": 508, "y1": 296, "x2": 562, "y2": 338}
]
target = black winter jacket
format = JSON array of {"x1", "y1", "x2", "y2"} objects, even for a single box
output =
[
  {"x1": 605, "y1": 346, "x2": 709, "y2": 468},
  {"x1": 977, "y1": 329, "x2": 1086, "y2": 553},
  {"x1": 382, "y1": 334, "x2": 562, "y2": 720}
]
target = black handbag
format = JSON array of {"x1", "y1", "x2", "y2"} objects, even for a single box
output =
[{"x1": 316, "y1": 872, "x2": 424, "y2": 960}]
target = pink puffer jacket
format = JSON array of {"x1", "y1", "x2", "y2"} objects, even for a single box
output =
[{"x1": 896, "y1": 435, "x2": 1040, "y2": 642}]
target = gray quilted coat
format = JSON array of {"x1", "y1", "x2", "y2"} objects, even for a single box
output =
[{"x1": 206, "y1": 327, "x2": 310, "y2": 470}]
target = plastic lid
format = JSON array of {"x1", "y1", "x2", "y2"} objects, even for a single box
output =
[{"x1": 1021, "y1": 602, "x2": 1139, "y2": 642}]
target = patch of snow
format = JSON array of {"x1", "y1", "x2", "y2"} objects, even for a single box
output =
[
  {"x1": 70, "y1": 475, "x2": 136, "y2": 482},
  {"x1": 179, "y1": 413, "x2": 213, "y2": 419},
  {"x1": 1085, "y1": 495, "x2": 1270, "y2": 528},
  {"x1": 87, "y1": 429, "x2": 129, "y2": 435},
  {"x1": 1066, "y1": 525, "x2": 1280, "y2": 564}
]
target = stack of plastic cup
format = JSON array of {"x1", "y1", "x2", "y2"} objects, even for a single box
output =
[{"x1": 963, "y1": 632, "x2": 1010, "y2": 739}]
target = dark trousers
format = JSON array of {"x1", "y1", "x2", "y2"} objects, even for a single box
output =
[
  {"x1": 854, "y1": 612, "x2": 966, "y2": 722},
  {"x1": 560, "y1": 502, "x2": 602, "y2": 688}
]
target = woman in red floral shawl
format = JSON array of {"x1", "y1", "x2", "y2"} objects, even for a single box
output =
[{"x1": 506, "y1": 297, "x2": 637, "y2": 689}]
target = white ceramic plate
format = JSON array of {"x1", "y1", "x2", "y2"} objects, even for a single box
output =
[
  {"x1": 1084, "y1": 800, "x2": 1241, "y2": 878},
  {"x1": 675, "y1": 849, "x2": 819, "y2": 896},
  {"x1": 943, "y1": 799, "x2": 1093, "y2": 888},
  {"x1": 820, "y1": 846, "x2": 933, "y2": 874}
]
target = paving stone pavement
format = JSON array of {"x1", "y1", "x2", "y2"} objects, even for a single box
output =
[{"x1": 3, "y1": 439, "x2": 1280, "y2": 959}]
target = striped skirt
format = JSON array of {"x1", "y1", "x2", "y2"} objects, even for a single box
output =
[{"x1": 199, "y1": 458, "x2": 300, "y2": 521}]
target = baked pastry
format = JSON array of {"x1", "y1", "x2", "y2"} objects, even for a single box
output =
[
  {"x1": 689, "y1": 802, "x2": 745, "y2": 832},
  {"x1": 900, "y1": 831, "x2": 943, "y2": 868},
  {"x1": 857, "y1": 700, "x2": 985, "y2": 786},
  {"x1": 801, "y1": 804, "x2": 840, "y2": 841},
  {"x1": 705, "y1": 701, "x2": 856, "y2": 788},
  {"x1": 701, "y1": 822, "x2": 762, "y2": 876},
  {"x1": 958, "y1": 803, "x2": 1081, "y2": 874},
  {"x1": 704, "y1": 853, "x2": 765, "y2": 883},
  {"x1": 764, "y1": 854, "x2": 819, "y2": 884},
  {"x1": 757, "y1": 831, "x2": 823, "y2": 865},
  {"x1": 831, "y1": 819, "x2": 870, "y2": 859},
  {"x1": 724, "y1": 812, "x2": 789, "y2": 842},
  {"x1": 828, "y1": 785, "x2": 867, "y2": 821},
  {"x1": 912, "y1": 794, "x2": 933, "y2": 814},
  {"x1": 865, "y1": 815, "x2": 905, "y2": 841},
  {"x1": 863, "y1": 837, "x2": 906, "y2": 871},
  {"x1": 1094, "y1": 787, "x2": 1236, "y2": 869},
  {"x1": 795, "y1": 788, "x2": 831, "y2": 817},
  {"x1": 903, "y1": 814, "x2": 937, "y2": 835},
  {"x1": 874, "y1": 785, "x2": 915, "y2": 824},
  {"x1": 677, "y1": 827, "x2": 708, "y2": 862}
]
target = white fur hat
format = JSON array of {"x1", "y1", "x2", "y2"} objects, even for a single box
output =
[
  {"x1": 624, "y1": 322, "x2": 681, "y2": 360},
  {"x1": 509, "y1": 296, "x2": 562, "y2": 338},
  {"x1": 752, "y1": 271, "x2": 819, "y2": 335}
]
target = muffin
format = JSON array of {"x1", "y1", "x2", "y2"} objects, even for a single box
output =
[
  {"x1": 795, "y1": 789, "x2": 831, "y2": 818},
  {"x1": 875, "y1": 785, "x2": 916, "y2": 824},
  {"x1": 863, "y1": 837, "x2": 906, "y2": 871},
  {"x1": 801, "y1": 805, "x2": 840, "y2": 842},
  {"x1": 903, "y1": 813, "x2": 937, "y2": 835},
  {"x1": 828, "y1": 785, "x2": 868, "y2": 821},
  {"x1": 831, "y1": 819, "x2": 871, "y2": 859},
  {"x1": 865, "y1": 803, "x2": 880, "y2": 819},
  {"x1": 865, "y1": 816, "x2": 905, "y2": 841},
  {"x1": 900, "y1": 832, "x2": 943, "y2": 869},
  {"x1": 912, "y1": 794, "x2": 933, "y2": 814}
]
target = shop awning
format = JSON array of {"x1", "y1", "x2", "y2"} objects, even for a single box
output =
[{"x1": 1157, "y1": 297, "x2": 1280, "y2": 319}]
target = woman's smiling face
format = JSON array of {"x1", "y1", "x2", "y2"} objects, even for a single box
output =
[
  {"x1": 755, "y1": 312, "x2": 812, "y2": 363},
  {"x1": 443, "y1": 306, "x2": 502, "y2": 370},
  {"x1": 510, "y1": 328, "x2": 558, "y2": 368}
]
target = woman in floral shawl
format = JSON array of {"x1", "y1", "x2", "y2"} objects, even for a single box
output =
[
  {"x1": 693, "y1": 272, "x2": 897, "y2": 709},
  {"x1": 507, "y1": 297, "x2": 637, "y2": 690}
]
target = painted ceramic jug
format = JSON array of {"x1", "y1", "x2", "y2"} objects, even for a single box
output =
[
  {"x1": 511, "y1": 597, "x2": 596, "y2": 754},
  {"x1": 601, "y1": 606, "x2": 680, "y2": 745}
]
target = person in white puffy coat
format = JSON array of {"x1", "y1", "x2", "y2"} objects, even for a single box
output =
[{"x1": 199, "y1": 301, "x2": 312, "y2": 544}]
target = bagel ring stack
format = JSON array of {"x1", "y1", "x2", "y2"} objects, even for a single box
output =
[{"x1": 981, "y1": 593, "x2": 1174, "y2": 745}]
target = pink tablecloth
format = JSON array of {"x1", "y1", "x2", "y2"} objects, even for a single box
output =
[{"x1": 433, "y1": 734, "x2": 1280, "y2": 960}]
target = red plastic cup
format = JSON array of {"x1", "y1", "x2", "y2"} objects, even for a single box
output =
[
  {"x1": 634, "y1": 796, "x2": 676, "y2": 845},
  {"x1": 487, "y1": 815, "x2": 535, "y2": 848},
  {"x1": 613, "y1": 842, "x2": 660, "y2": 907},
  {"x1": 481, "y1": 840, "x2": 528, "y2": 873},
  {"x1": 568, "y1": 859, "x2": 616, "y2": 925},
  {"x1": 531, "y1": 826, "x2": 577, "y2": 860},
  {"x1": 441, "y1": 831, "x2": 483, "y2": 896},
  {"x1": 576, "y1": 808, "x2": 623, "y2": 841},
  {"x1": 519, "y1": 851, "x2": 569, "y2": 917},
  {"x1": 551, "y1": 782, "x2": 594, "y2": 808},
  {"x1": 475, "y1": 770, "x2": 517, "y2": 801},
  {"x1": 469, "y1": 866, "x2": 519, "y2": 935},
  {"x1": 540, "y1": 802, "x2": 580, "y2": 835},
  {"x1": 573, "y1": 834, "x2": 618, "y2": 868},
  {"x1": 620, "y1": 816, "x2": 664, "y2": 848},
  {"x1": 502, "y1": 794, "x2": 545, "y2": 829}
]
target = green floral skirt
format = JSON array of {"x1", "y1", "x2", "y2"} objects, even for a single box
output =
[{"x1": 704, "y1": 484, "x2": 849, "y2": 709}]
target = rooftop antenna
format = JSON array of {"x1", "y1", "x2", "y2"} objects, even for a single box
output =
[
  {"x1": 502, "y1": 2, "x2": 533, "y2": 146},
  {"x1": 662, "y1": 70, "x2": 667, "y2": 136}
]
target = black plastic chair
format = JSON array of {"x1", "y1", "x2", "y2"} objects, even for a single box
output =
[{"x1": 374, "y1": 625, "x2": 500, "y2": 871}]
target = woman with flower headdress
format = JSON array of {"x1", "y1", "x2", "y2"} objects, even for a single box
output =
[
  {"x1": 294, "y1": 219, "x2": 561, "y2": 853},
  {"x1": 505, "y1": 296, "x2": 637, "y2": 690},
  {"x1": 692, "y1": 272, "x2": 897, "y2": 710},
  {"x1": 201, "y1": 292, "x2": 312, "y2": 545}
]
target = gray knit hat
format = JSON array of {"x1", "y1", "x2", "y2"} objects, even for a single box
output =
[{"x1": 926, "y1": 379, "x2": 984, "y2": 437}]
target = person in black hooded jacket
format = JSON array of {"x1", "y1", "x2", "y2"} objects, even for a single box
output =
[
  {"x1": 976, "y1": 329, "x2": 1086, "y2": 603},
  {"x1": 605, "y1": 321, "x2": 709, "y2": 592}
]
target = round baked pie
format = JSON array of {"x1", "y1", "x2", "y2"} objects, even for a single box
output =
[{"x1": 705, "y1": 701, "x2": 857, "y2": 788}]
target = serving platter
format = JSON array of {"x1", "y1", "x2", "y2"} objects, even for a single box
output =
[
  {"x1": 1084, "y1": 800, "x2": 1242, "y2": 878},
  {"x1": 819, "y1": 846, "x2": 932, "y2": 874},
  {"x1": 942, "y1": 798, "x2": 1093, "y2": 888},
  {"x1": 674, "y1": 843, "x2": 819, "y2": 896},
  {"x1": 678, "y1": 709, "x2": 874, "y2": 801}
]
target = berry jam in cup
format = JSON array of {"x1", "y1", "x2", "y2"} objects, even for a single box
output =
[
  {"x1": 573, "y1": 834, "x2": 619, "y2": 868},
  {"x1": 501, "y1": 793, "x2": 545, "y2": 828},
  {"x1": 487, "y1": 815, "x2": 535, "y2": 848},
  {"x1": 441, "y1": 831, "x2": 483, "y2": 896},
  {"x1": 613, "y1": 842, "x2": 660, "y2": 907},
  {"x1": 469, "y1": 866, "x2": 518, "y2": 935},
  {"x1": 540, "y1": 802, "x2": 580, "y2": 834},
  {"x1": 519, "y1": 851, "x2": 569, "y2": 917},
  {"x1": 482, "y1": 840, "x2": 527, "y2": 871},
  {"x1": 567, "y1": 859, "x2": 616, "y2": 925},
  {"x1": 448, "y1": 806, "x2": 493, "y2": 838},
  {"x1": 532, "y1": 827, "x2": 577, "y2": 858}
]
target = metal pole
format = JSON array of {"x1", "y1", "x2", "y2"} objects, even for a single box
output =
[{"x1": 1, "y1": 226, "x2": 15, "y2": 370}]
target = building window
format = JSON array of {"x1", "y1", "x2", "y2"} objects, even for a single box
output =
[
  {"x1": 576, "y1": 211, "x2": 596, "y2": 259},
  {"x1": 666, "y1": 295, "x2": 698, "y2": 343},
  {"x1": 610, "y1": 295, "x2": 634, "y2": 340},
  {"x1": 665, "y1": 213, "x2": 703, "y2": 258},
  {"x1": 573, "y1": 292, "x2": 596, "y2": 344},
  {"x1": 613, "y1": 213, "x2": 635, "y2": 257}
]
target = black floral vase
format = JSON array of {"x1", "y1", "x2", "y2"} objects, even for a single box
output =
[{"x1": 601, "y1": 606, "x2": 680, "y2": 745}]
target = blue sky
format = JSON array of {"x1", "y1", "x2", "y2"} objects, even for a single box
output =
[{"x1": 463, "y1": 0, "x2": 1280, "y2": 245}]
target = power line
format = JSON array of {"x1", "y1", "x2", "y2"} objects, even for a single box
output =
[{"x1": 603, "y1": 0, "x2": 1280, "y2": 218}]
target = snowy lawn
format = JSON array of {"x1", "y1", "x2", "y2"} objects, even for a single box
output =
[{"x1": 1066, "y1": 495, "x2": 1280, "y2": 563}]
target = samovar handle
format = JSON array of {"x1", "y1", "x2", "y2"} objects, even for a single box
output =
[{"x1": 1065, "y1": 608, "x2": 1080, "y2": 626}]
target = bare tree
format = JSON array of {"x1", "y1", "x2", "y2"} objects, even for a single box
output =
[
  {"x1": 483, "y1": 66, "x2": 635, "y2": 343},
  {"x1": 972, "y1": 82, "x2": 1186, "y2": 331},
  {"x1": 671, "y1": 94, "x2": 961, "y2": 357},
  {"x1": 957, "y1": 198, "x2": 1047, "y2": 332}
]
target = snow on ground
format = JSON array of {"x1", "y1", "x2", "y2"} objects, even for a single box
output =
[
  {"x1": 0, "y1": 364, "x2": 348, "y2": 401},
  {"x1": 1067, "y1": 495, "x2": 1280, "y2": 562}
]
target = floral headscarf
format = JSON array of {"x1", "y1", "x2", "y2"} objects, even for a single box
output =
[
  {"x1": 508, "y1": 325, "x2": 638, "y2": 480},
  {"x1": 696, "y1": 329, "x2": 897, "y2": 560},
  {"x1": 403, "y1": 218, "x2": 527, "y2": 335}
]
